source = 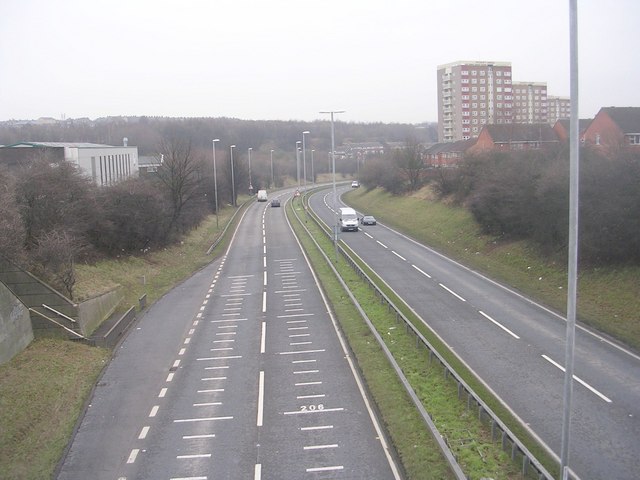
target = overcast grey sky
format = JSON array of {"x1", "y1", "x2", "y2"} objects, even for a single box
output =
[{"x1": 1, "y1": 0, "x2": 638, "y2": 124}]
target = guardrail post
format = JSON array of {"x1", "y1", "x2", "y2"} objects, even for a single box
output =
[
  {"x1": 511, "y1": 441, "x2": 518, "y2": 460},
  {"x1": 491, "y1": 419, "x2": 497, "y2": 441},
  {"x1": 523, "y1": 455, "x2": 530, "y2": 475}
]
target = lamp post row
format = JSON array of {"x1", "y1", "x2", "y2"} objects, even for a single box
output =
[{"x1": 212, "y1": 110, "x2": 344, "y2": 240}]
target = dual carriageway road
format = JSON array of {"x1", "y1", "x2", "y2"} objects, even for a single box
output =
[
  {"x1": 57, "y1": 189, "x2": 400, "y2": 480},
  {"x1": 57, "y1": 182, "x2": 640, "y2": 480},
  {"x1": 310, "y1": 186, "x2": 640, "y2": 480}
]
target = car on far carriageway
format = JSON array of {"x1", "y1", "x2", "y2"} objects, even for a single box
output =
[
  {"x1": 360, "y1": 215, "x2": 376, "y2": 225},
  {"x1": 351, "y1": 180, "x2": 360, "y2": 188},
  {"x1": 271, "y1": 198, "x2": 281, "y2": 207}
]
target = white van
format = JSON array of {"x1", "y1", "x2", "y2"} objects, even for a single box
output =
[
  {"x1": 339, "y1": 207, "x2": 359, "y2": 232},
  {"x1": 257, "y1": 189, "x2": 268, "y2": 202}
]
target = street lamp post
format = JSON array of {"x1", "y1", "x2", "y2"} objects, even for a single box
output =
[
  {"x1": 560, "y1": 2, "x2": 580, "y2": 479},
  {"x1": 320, "y1": 110, "x2": 345, "y2": 261},
  {"x1": 230, "y1": 144, "x2": 236, "y2": 207},
  {"x1": 311, "y1": 149, "x2": 315, "y2": 184},
  {"x1": 270, "y1": 149, "x2": 274, "y2": 188},
  {"x1": 295, "y1": 141, "x2": 301, "y2": 187},
  {"x1": 302, "y1": 130, "x2": 310, "y2": 192},
  {"x1": 212, "y1": 138, "x2": 220, "y2": 228},
  {"x1": 248, "y1": 147, "x2": 253, "y2": 194}
]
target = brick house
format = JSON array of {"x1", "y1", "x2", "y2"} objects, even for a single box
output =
[
  {"x1": 582, "y1": 107, "x2": 640, "y2": 152},
  {"x1": 552, "y1": 118, "x2": 592, "y2": 142},
  {"x1": 424, "y1": 139, "x2": 476, "y2": 167},
  {"x1": 469, "y1": 123, "x2": 559, "y2": 153}
]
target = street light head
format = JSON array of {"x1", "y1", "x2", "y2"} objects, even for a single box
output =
[
  {"x1": 213, "y1": 138, "x2": 220, "y2": 143},
  {"x1": 271, "y1": 149, "x2": 274, "y2": 153},
  {"x1": 319, "y1": 110, "x2": 345, "y2": 114},
  {"x1": 248, "y1": 147, "x2": 252, "y2": 151},
  {"x1": 303, "y1": 130, "x2": 310, "y2": 134},
  {"x1": 296, "y1": 141, "x2": 301, "y2": 145},
  {"x1": 230, "y1": 144, "x2": 236, "y2": 149}
]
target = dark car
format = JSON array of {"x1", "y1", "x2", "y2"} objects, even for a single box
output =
[
  {"x1": 271, "y1": 198, "x2": 281, "y2": 207},
  {"x1": 360, "y1": 215, "x2": 376, "y2": 225}
]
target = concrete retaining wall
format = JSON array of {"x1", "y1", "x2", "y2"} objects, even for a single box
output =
[
  {"x1": 78, "y1": 286, "x2": 124, "y2": 336},
  {"x1": 0, "y1": 282, "x2": 33, "y2": 364}
]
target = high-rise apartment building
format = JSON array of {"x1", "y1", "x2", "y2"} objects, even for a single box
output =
[
  {"x1": 512, "y1": 82, "x2": 548, "y2": 124},
  {"x1": 547, "y1": 96, "x2": 571, "y2": 125},
  {"x1": 437, "y1": 61, "x2": 513, "y2": 142},
  {"x1": 437, "y1": 61, "x2": 571, "y2": 142}
]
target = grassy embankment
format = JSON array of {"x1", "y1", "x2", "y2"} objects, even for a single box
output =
[
  {"x1": 0, "y1": 202, "x2": 246, "y2": 480},
  {"x1": 345, "y1": 187, "x2": 640, "y2": 351}
]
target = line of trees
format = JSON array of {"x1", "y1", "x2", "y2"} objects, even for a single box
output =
[
  {"x1": 362, "y1": 142, "x2": 640, "y2": 266},
  {"x1": 0, "y1": 117, "x2": 440, "y2": 297},
  {"x1": 0, "y1": 138, "x2": 215, "y2": 297}
]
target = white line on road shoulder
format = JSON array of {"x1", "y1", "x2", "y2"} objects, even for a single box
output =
[
  {"x1": 392, "y1": 251, "x2": 406, "y2": 261},
  {"x1": 411, "y1": 264, "x2": 431, "y2": 278},
  {"x1": 541, "y1": 354, "x2": 612, "y2": 403},
  {"x1": 438, "y1": 283, "x2": 466, "y2": 302},
  {"x1": 257, "y1": 371, "x2": 265, "y2": 426},
  {"x1": 478, "y1": 311, "x2": 520, "y2": 339},
  {"x1": 126, "y1": 449, "x2": 139, "y2": 464}
]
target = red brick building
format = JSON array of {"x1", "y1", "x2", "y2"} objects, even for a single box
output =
[
  {"x1": 552, "y1": 118, "x2": 592, "y2": 142},
  {"x1": 582, "y1": 107, "x2": 640, "y2": 152},
  {"x1": 424, "y1": 139, "x2": 476, "y2": 167},
  {"x1": 469, "y1": 123, "x2": 559, "y2": 153}
]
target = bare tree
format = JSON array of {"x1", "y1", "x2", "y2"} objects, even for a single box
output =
[
  {"x1": 0, "y1": 168, "x2": 26, "y2": 262},
  {"x1": 31, "y1": 229, "x2": 82, "y2": 298},
  {"x1": 155, "y1": 136, "x2": 207, "y2": 234},
  {"x1": 14, "y1": 155, "x2": 94, "y2": 248},
  {"x1": 394, "y1": 139, "x2": 426, "y2": 192}
]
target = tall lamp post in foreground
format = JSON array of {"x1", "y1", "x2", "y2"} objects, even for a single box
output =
[
  {"x1": 320, "y1": 110, "x2": 345, "y2": 261},
  {"x1": 295, "y1": 141, "x2": 301, "y2": 187},
  {"x1": 248, "y1": 147, "x2": 253, "y2": 194},
  {"x1": 560, "y1": 1, "x2": 580, "y2": 479},
  {"x1": 302, "y1": 130, "x2": 310, "y2": 192},
  {"x1": 230, "y1": 144, "x2": 236, "y2": 207},
  {"x1": 212, "y1": 138, "x2": 220, "y2": 227},
  {"x1": 270, "y1": 149, "x2": 274, "y2": 188}
]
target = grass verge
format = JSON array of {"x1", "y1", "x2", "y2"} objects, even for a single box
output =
[
  {"x1": 344, "y1": 187, "x2": 640, "y2": 351},
  {"x1": 74, "y1": 200, "x2": 248, "y2": 309},
  {"x1": 287, "y1": 195, "x2": 533, "y2": 479},
  {"x1": 0, "y1": 339, "x2": 110, "y2": 480}
]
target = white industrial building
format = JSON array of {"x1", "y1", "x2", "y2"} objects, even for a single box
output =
[{"x1": 0, "y1": 141, "x2": 139, "y2": 186}]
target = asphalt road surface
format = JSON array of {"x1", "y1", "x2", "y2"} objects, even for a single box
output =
[
  {"x1": 309, "y1": 187, "x2": 640, "y2": 480},
  {"x1": 57, "y1": 191, "x2": 401, "y2": 480}
]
